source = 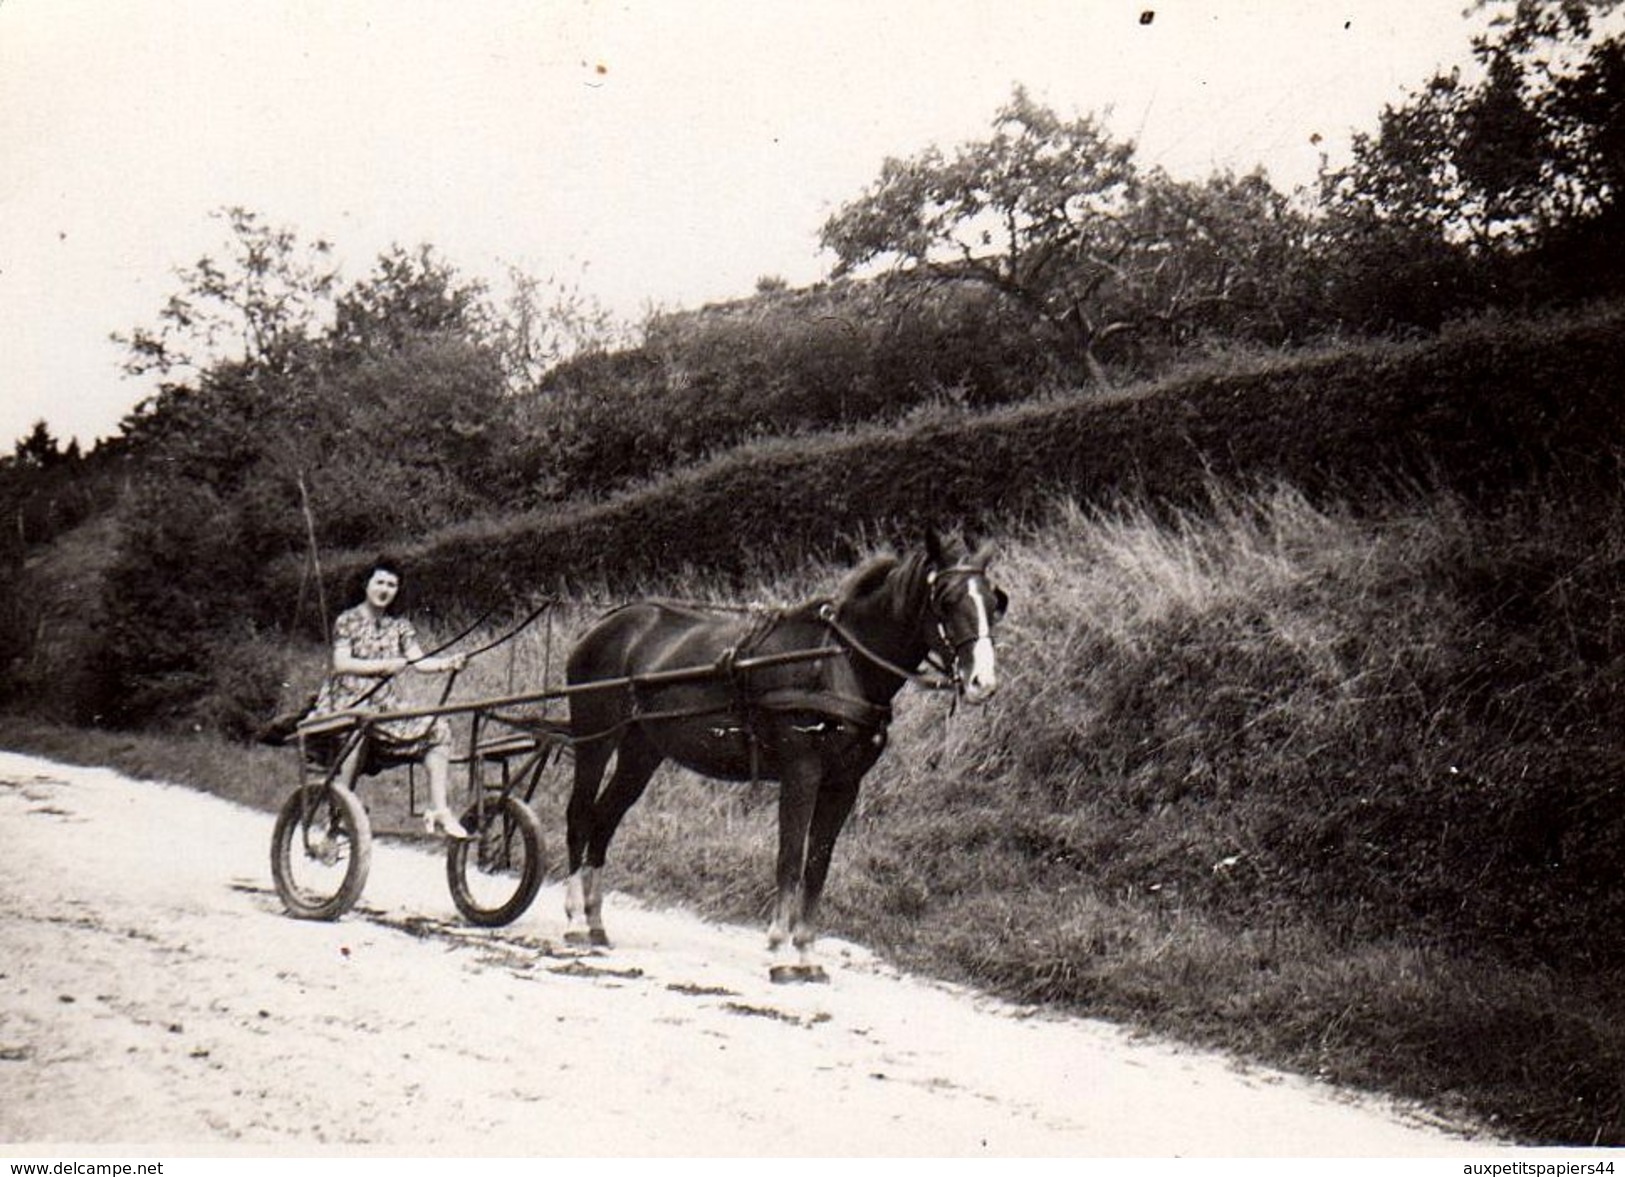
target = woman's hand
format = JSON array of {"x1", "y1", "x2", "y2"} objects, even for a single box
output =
[{"x1": 412, "y1": 653, "x2": 467, "y2": 674}]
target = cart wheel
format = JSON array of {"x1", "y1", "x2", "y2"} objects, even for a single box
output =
[
  {"x1": 446, "y1": 795, "x2": 545, "y2": 927},
  {"x1": 270, "y1": 784, "x2": 372, "y2": 920}
]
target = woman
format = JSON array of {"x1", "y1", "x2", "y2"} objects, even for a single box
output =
[{"x1": 309, "y1": 558, "x2": 470, "y2": 838}]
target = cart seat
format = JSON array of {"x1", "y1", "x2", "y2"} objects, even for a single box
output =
[{"x1": 453, "y1": 732, "x2": 543, "y2": 766}]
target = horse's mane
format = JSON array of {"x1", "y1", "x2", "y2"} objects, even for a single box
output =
[
  {"x1": 833, "y1": 549, "x2": 936, "y2": 620},
  {"x1": 835, "y1": 554, "x2": 898, "y2": 604}
]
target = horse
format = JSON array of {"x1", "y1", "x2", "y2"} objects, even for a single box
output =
[{"x1": 562, "y1": 530, "x2": 1009, "y2": 981}]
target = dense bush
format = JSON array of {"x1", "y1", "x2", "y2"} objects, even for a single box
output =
[
  {"x1": 289, "y1": 334, "x2": 520, "y2": 551},
  {"x1": 88, "y1": 230, "x2": 521, "y2": 729},
  {"x1": 510, "y1": 279, "x2": 1060, "y2": 502},
  {"x1": 96, "y1": 474, "x2": 285, "y2": 734},
  {"x1": 305, "y1": 300, "x2": 1625, "y2": 614}
]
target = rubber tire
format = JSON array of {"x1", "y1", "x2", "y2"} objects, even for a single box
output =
[
  {"x1": 270, "y1": 784, "x2": 372, "y2": 921},
  {"x1": 446, "y1": 795, "x2": 545, "y2": 927}
]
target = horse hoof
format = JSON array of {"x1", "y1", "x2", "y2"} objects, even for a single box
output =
[
  {"x1": 769, "y1": 964, "x2": 830, "y2": 985},
  {"x1": 589, "y1": 928, "x2": 612, "y2": 948}
]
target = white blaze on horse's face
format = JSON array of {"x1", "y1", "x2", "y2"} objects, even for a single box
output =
[{"x1": 961, "y1": 578, "x2": 999, "y2": 704}]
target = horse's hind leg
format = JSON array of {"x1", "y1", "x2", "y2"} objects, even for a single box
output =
[
  {"x1": 565, "y1": 727, "x2": 663, "y2": 948},
  {"x1": 564, "y1": 736, "x2": 615, "y2": 944}
]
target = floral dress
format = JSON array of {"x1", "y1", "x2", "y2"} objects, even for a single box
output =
[{"x1": 309, "y1": 605, "x2": 451, "y2": 757}]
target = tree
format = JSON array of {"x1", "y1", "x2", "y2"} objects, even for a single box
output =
[
  {"x1": 820, "y1": 87, "x2": 1311, "y2": 383},
  {"x1": 328, "y1": 243, "x2": 492, "y2": 360},
  {"x1": 112, "y1": 207, "x2": 339, "y2": 465},
  {"x1": 114, "y1": 220, "x2": 513, "y2": 533},
  {"x1": 821, "y1": 87, "x2": 1139, "y2": 383},
  {"x1": 1322, "y1": 0, "x2": 1625, "y2": 252},
  {"x1": 492, "y1": 266, "x2": 625, "y2": 394},
  {"x1": 99, "y1": 211, "x2": 523, "y2": 729},
  {"x1": 13, "y1": 420, "x2": 67, "y2": 469},
  {"x1": 293, "y1": 333, "x2": 515, "y2": 550},
  {"x1": 1310, "y1": 0, "x2": 1625, "y2": 328},
  {"x1": 1099, "y1": 168, "x2": 1319, "y2": 351},
  {"x1": 114, "y1": 206, "x2": 337, "y2": 384}
]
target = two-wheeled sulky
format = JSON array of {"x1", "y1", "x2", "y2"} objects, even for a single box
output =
[{"x1": 269, "y1": 696, "x2": 567, "y2": 925}]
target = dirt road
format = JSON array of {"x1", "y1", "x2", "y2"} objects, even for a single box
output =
[{"x1": 0, "y1": 750, "x2": 1498, "y2": 1156}]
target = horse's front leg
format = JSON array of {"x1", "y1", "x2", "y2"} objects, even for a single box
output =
[
  {"x1": 790, "y1": 774, "x2": 862, "y2": 977},
  {"x1": 767, "y1": 761, "x2": 819, "y2": 956}
]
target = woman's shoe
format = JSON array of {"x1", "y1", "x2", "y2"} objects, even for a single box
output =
[{"x1": 423, "y1": 807, "x2": 471, "y2": 840}]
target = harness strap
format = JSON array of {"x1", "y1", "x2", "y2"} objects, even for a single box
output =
[
  {"x1": 341, "y1": 597, "x2": 554, "y2": 713},
  {"x1": 572, "y1": 700, "x2": 748, "y2": 745},
  {"x1": 457, "y1": 597, "x2": 558, "y2": 662},
  {"x1": 819, "y1": 604, "x2": 958, "y2": 691},
  {"x1": 570, "y1": 609, "x2": 894, "y2": 751},
  {"x1": 723, "y1": 609, "x2": 797, "y2": 783},
  {"x1": 754, "y1": 687, "x2": 891, "y2": 730}
]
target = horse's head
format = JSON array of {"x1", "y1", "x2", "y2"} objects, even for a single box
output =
[{"x1": 923, "y1": 530, "x2": 1008, "y2": 705}]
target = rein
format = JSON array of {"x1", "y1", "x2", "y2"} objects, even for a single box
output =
[
  {"x1": 817, "y1": 560, "x2": 990, "y2": 693},
  {"x1": 455, "y1": 597, "x2": 558, "y2": 662},
  {"x1": 347, "y1": 597, "x2": 556, "y2": 711},
  {"x1": 434, "y1": 596, "x2": 558, "y2": 707},
  {"x1": 346, "y1": 603, "x2": 500, "y2": 711},
  {"x1": 818, "y1": 603, "x2": 958, "y2": 692}
]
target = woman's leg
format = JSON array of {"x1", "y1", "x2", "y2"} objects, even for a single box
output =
[
  {"x1": 422, "y1": 742, "x2": 469, "y2": 838},
  {"x1": 424, "y1": 744, "x2": 453, "y2": 811}
]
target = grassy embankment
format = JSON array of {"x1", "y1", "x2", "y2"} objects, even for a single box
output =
[
  {"x1": 8, "y1": 302, "x2": 1625, "y2": 1145},
  {"x1": 286, "y1": 301, "x2": 1625, "y2": 618}
]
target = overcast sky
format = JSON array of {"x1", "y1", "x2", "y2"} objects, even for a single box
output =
[{"x1": 0, "y1": 0, "x2": 1485, "y2": 449}]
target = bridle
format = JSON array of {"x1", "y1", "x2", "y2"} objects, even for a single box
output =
[
  {"x1": 819, "y1": 561, "x2": 998, "y2": 694},
  {"x1": 926, "y1": 563, "x2": 997, "y2": 676}
]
